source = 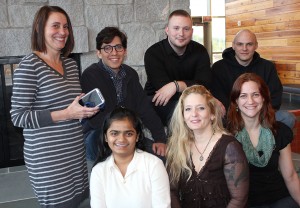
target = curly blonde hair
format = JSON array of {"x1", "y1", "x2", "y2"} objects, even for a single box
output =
[{"x1": 166, "y1": 85, "x2": 227, "y2": 186}]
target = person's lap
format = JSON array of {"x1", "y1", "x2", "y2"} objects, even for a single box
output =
[
  {"x1": 147, "y1": 95, "x2": 177, "y2": 127},
  {"x1": 275, "y1": 110, "x2": 296, "y2": 129},
  {"x1": 250, "y1": 196, "x2": 299, "y2": 208}
]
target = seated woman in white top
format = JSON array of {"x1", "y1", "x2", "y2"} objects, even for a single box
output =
[{"x1": 90, "y1": 107, "x2": 171, "y2": 208}]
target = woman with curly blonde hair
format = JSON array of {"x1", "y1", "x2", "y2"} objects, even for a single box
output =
[{"x1": 166, "y1": 85, "x2": 249, "y2": 208}]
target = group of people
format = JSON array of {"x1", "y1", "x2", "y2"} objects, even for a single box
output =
[{"x1": 9, "y1": 5, "x2": 300, "y2": 208}]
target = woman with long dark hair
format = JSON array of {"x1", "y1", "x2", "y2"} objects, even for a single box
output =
[
  {"x1": 90, "y1": 107, "x2": 170, "y2": 208},
  {"x1": 227, "y1": 73, "x2": 300, "y2": 207}
]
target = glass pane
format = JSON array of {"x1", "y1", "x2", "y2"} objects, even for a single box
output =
[
  {"x1": 190, "y1": 0, "x2": 208, "y2": 16},
  {"x1": 212, "y1": 17, "x2": 225, "y2": 53},
  {"x1": 211, "y1": 0, "x2": 225, "y2": 16},
  {"x1": 212, "y1": 53, "x2": 222, "y2": 63},
  {"x1": 192, "y1": 25, "x2": 204, "y2": 45}
]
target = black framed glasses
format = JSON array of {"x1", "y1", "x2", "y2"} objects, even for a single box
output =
[{"x1": 100, "y1": 44, "x2": 124, "y2": 53}]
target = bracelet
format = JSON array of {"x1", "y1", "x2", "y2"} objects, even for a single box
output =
[{"x1": 174, "y1": 80, "x2": 179, "y2": 92}]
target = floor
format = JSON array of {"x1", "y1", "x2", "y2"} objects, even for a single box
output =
[
  {"x1": 0, "y1": 96, "x2": 300, "y2": 208},
  {"x1": 0, "y1": 164, "x2": 91, "y2": 208}
]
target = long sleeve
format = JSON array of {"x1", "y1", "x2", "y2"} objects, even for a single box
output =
[
  {"x1": 90, "y1": 166, "x2": 107, "y2": 208},
  {"x1": 211, "y1": 61, "x2": 233, "y2": 110},
  {"x1": 10, "y1": 55, "x2": 54, "y2": 129},
  {"x1": 224, "y1": 141, "x2": 249, "y2": 208},
  {"x1": 90, "y1": 152, "x2": 170, "y2": 208},
  {"x1": 170, "y1": 183, "x2": 181, "y2": 208},
  {"x1": 263, "y1": 61, "x2": 283, "y2": 110},
  {"x1": 150, "y1": 158, "x2": 171, "y2": 208},
  {"x1": 144, "y1": 39, "x2": 211, "y2": 96}
]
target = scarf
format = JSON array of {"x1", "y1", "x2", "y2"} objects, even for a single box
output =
[{"x1": 236, "y1": 127, "x2": 275, "y2": 167}]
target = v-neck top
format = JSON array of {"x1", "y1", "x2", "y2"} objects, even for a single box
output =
[
  {"x1": 33, "y1": 52, "x2": 66, "y2": 78},
  {"x1": 10, "y1": 53, "x2": 89, "y2": 207},
  {"x1": 174, "y1": 135, "x2": 243, "y2": 208}
]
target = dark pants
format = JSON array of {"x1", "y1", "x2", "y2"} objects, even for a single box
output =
[
  {"x1": 148, "y1": 95, "x2": 178, "y2": 127},
  {"x1": 250, "y1": 196, "x2": 299, "y2": 208}
]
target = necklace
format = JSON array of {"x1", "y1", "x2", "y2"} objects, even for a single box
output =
[{"x1": 194, "y1": 130, "x2": 215, "y2": 161}]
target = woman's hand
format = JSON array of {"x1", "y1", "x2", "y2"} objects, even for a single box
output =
[{"x1": 51, "y1": 94, "x2": 100, "y2": 122}]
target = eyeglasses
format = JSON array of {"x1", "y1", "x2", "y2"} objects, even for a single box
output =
[{"x1": 100, "y1": 44, "x2": 124, "y2": 53}]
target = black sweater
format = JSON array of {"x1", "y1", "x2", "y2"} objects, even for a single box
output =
[
  {"x1": 211, "y1": 47, "x2": 283, "y2": 111},
  {"x1": 80, "y1": 61, "x2": 167, "y2": 143},
  {"x1": 144, "y1": 38, "x2": 212, "y2": 100}
]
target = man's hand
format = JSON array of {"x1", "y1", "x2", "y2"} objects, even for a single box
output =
[
  {"x1": 152, "y1": 143, "x2": 166, "y2": 156},
  {"x1": 152, "y1": 82, "x2": 177, "y2": 106}
]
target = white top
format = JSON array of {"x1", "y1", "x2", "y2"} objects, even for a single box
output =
[{"x1": 90, "y1": 150, "x2": 171, "y2": 208}]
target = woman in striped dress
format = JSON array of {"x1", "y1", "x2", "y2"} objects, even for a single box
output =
[{"x1": 10, "y1": 6, "x2": 99, "y2": 208}]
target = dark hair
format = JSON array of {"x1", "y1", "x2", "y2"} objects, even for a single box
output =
[
  {"x1": 94, "y1": 107, "x2": 145, "y2": 165},
  {"x1": 227, "y1": 73, "x2": 276, "y2": 134},
  {"x1": 168, "y1": 9, "x2": 192, "y2": 23},
  {"x1": 96, "y1": 27, "x2": 127, "y2": 50},
  {"x1": 31, "y1": 5, "x2": 74, "y2": 57}
]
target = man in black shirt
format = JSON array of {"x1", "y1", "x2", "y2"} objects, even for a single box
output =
[{"x1": 144, "y1": 9, "x2": 211, "y2": 126}]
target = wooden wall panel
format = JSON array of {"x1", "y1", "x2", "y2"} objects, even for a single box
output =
[{"x1": 225, "y1": 0, "x2": 300, "y2": 84}]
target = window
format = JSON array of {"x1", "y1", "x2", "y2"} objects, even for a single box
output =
[
  {"x1": 190, "y1": 0, "x2": 225, "y2": 63},
  {"x1": 212, "y1": 17, "x2": 225, "y2": 63}
]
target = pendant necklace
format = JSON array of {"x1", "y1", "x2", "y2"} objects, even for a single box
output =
[{"x1": 194, "y1": 130, "x2": 215, "y2": 161}]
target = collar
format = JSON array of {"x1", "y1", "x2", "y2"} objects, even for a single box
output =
[
  {"x1": 107, "y1": 150, "x2": 146, "y2": 176},
  {"x1": 99, "y1": 59, "x2": 126, "y2": 79},
  {"x1": 163, "y1": 38, "x2": 192, "y2": 56}
]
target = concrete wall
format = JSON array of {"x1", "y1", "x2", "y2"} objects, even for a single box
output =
[{"x1": 0, "y1": 0, "x2": 190, "y2": 86}]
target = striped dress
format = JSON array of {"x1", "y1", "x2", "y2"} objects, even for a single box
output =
[{"x1": 10, "y1": 53, "x2": 89, "y2": 208}]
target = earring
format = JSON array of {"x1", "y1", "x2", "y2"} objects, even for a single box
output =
[{"x1": 236, "y1": 106, "x2": 239, "y2": 112}]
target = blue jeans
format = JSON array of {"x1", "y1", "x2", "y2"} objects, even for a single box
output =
[
  {"x1": 275, "y1": 110, "x2": 296, "y2": 129},
  {"x1": 84, "y1": 129, "x2": 102, "y2": 162},
  {"x1": 250, "y1": 196, "x2": 299, "y2": 208}
]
